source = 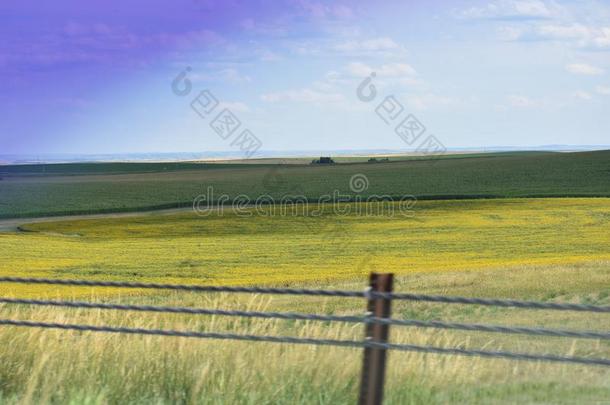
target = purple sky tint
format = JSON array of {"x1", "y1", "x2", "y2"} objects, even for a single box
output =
[{"x1": 1, "y1": 0, "x2": 308, "y2": 152}]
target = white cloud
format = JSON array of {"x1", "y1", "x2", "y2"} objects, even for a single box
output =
[
  {"x1": 259, "y1": 50, "x2": 283, "y2": 62},
  {"x1": 461, "y1": 0, "x2": 560, "y2": 20},
  {"x1": 261, "y1": 88, "x2": 345, "y2": 103},
  {"x1": 406, "y1": 94, "x2": 455, "y2": 111},
  {"x1": 220, "y1": 68, "x2": 252, "y2": 83},
  {"x1": 310, "y1": 70, "x2": 352, "y2": 90},
  {"x1": 566, "y1": 63, "x2": 604, "y2": 75},
  {"x1": 239, "y1": 18, "x2": 288, "y2": 37},
  {"x1": 573, "y1": 90, "x2": 593, "y2": 100},
  {"x1": 377, "y1": 63, "x2": 417, "y2": 77},
  {"x1": 507, "y1": 95, "x2": 539, "y2": 108},
  {"x1": 538, "y1": 24, "x2": 591, "y2": 40},
  {"x1": 592, "y1": 27, "x2": 610, "y2": 48},
  {"x1": 218, "y1": 101, "x2": 250, "y2": 113},
  {"x1": 347, "y1": 62, "x2": 416, "y2": 78},
  {"x1": 161, "y1": 29, "x2": 227, "y2": 49},
  {"x1": 513, "y1": 0, "x2": 555, "y2": 18},
  {"x1": 595, "y1": 85, "x2": 610, "y2": 95},
  {"x1": 324, "y1": 70, "x2": 342, "y2": 82},
  {"x1": 335, "y1": 37, "x2": 401, "y2": 52},
  {"x1": 501, "y1": 23, "x2": 610, "y2": 49},
  {"x1": 292, "y1": 35, "x2": 406, "y2": 59},
  {"x1": 296, "y1": 1, "x2": 354, "y2": 20},
  {"x1": 498, "y1": 26, "x2": 525, "y2": 41},
  {"x1": 189, "y1": 67, "x2": 252, "y2": 83},
  {"x1": 346, "y1": 62, "x2": 373, "y2": 77},
  {"x1": 397, "y1": 77, "x2": 422, "y2": 87},
  {"x1": 538, "y1": 24, "x2": 610, "y2": 49}
]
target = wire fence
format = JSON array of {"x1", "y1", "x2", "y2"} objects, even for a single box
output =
[
  {"x1": 1, "y1": 275, "x2": 609, "y2": 312},
  {"x1": 0, "y1": 273, "x2": 609, "y2": 405},
  {"x1": 1, "y1": 297, "x2": 609, "y2": 340}
]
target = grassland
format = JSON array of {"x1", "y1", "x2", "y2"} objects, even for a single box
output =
[
  {"x1": 0, "y1": 150, "x2": 609, "y2": 218},
  {"x1": 1, "y1": 195, "x2": 609, "y2": 402},
  {"x1": 0, "y1": 262, "x2": 608, "y2": 404}
]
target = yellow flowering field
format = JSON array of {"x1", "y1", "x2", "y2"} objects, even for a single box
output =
[{"x1": 1, "y1": 198, "x2": 608, "y2": 297}]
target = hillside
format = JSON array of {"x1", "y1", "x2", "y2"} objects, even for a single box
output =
[{"x1": 0, "y1": 150, "x2": 608, "y2": 218}]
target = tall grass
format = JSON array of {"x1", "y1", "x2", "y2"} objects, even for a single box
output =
[{"x1": 1, "y1": 263, "x2": 609, "y2": 404}]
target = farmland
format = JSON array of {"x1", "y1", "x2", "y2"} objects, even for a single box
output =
[
  {"x1": 1, "y1": 152, "x2": 609, "y2": 403},
  {"x1": 0, "y1": 197, "x2": 609, "y2": 403},
  {"x1": 1, "y1": 150, "x2": 609, "y2": 218},
  {"x1": 0, "y1": 261, "x2": 608, "y2": 404},
  {"x1": 1, "y1": 198, "x2": 609, "y2": 297}
]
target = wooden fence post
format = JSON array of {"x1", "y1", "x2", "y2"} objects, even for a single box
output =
[{"x1": 358, "y1": 273, "x2": 394, "y2": 405}]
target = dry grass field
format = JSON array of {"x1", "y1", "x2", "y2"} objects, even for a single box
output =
[{"x1": 0, "y1": 262, "x2": 608, "y2": 404}]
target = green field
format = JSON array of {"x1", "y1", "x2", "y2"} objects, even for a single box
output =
[
  {"x1": 1, "y1": 150, "x2": 609, "y2": 218},
  {"x1": 0, "y1": 151, "x2": 554, "y2": 175}
]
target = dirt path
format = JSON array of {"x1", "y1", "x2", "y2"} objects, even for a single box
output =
[{"x1": 0, "y1": 207, "x2": 193, "y2": 232}]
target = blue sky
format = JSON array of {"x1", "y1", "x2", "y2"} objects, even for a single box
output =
[{"x1": 2, "y1": 0, "x2": 609, "y2": 156}]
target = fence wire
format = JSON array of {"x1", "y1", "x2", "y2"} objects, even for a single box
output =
[
  {"x1": 1, "y1": 276, "x2": 609, "y2": 312},
  {"x1": 1, "y1": 277, "x2": 609, "y2": 369},
  {"x1": 1, "y1": 318, "x2": 609, "y2": 367},
  {"x1": 0, "y1": 276, "x2": 363, "y2": 297},
  {"x1": 1, "y1": 297, "x2": 609, "y2": 341},
  {"x1": 377, "y1": 292, "x2": 610, "y2": 313}
]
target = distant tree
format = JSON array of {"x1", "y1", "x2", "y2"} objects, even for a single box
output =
[
  {"x1": 311, "y1": 157, "x2": 335, "y2": 165},
  {"x1": 368, "y1": 157, "x2": 389, "y2": 163}
]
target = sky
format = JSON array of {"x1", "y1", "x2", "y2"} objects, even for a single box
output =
[{"x1": 1, "y1": 0, "x2": 610, "y2": 156}]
